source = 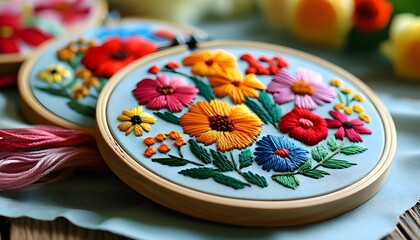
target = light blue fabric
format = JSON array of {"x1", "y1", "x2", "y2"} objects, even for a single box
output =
[{"x1": 0, "y1": 15, "x2": 419, "y2": 240}]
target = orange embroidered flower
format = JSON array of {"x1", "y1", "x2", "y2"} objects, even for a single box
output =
[
  {"x1": 144, "y1": 147, "x2": 156, "y2": 158},
  {"x1": 168, "y1": 131, "x2": 182, "y2": 140},
  {"x1": 209, "y1": 68, "x2": 266, "y2": 104},
  {"x1": 71, "y1": 85, "x2": 89, "y2": 99},
  {"x1": 76, "y1": 68, "x2": 92, "y2": 79},
  {"x1": 155, "y1": 133, "x2": 166, "y2": 142},
  {"x1": 57, "y1": 48, "x2": 75, "y2": 61},
  {"x1": 117, "y1": 106, "x2": 157, "y2": 136},
  {"x1": 182, "y1": 50, "x2": 237, "y2": 77},
  {"x1": 158, "y1": 144, "x2": 171, "y2": 153},
  {"x1": 353, "y1": 0, "x2": 393, "y2": 33},
  {"x1": 83, "y1": 77, "x2": 99, "y2": 89},
  {"x1": 179, "y1": 100, "x2": 263, "y2": 152},
  {"x1": 174, "y1": 138, "x2": 187, "y2": 147},
  {"x1": 144, "y1": 137, "x2": 156, "y2": 146}
]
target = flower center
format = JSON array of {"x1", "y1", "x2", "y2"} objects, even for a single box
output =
[
  {"x1": 209, "y1": 114, "x2": 234, "y2": 132},
  {"x1": 111, "y1": 50, "x2": 130, "y2": 60},
  {"x1": 156, "y1": 85, "x2": 174, "y2": 95},
  {"x1": 342, "y1": 121, "x2": 353, "y2": 129},
  {"x1": 275, "y1": 148, "x2": 290, "y2": 158},
  {"x1": 232, "y1": 80, "x2": 241, "y2": 87},
  {"x1": 299, "y1": 118, "x2": 313, "y2": 129},
  {"x1": 205, "y1": 59, "x2": 214, "y2": 66},
  {"x1": 50, "y1": 69, "x2": 59, "y2": 75},
  {"x1": 54, "y1": 2, "x2": 71, "y2": 12},
  {"x1": 131, "y1": 115, "x2": 142, "y2": 125},
  {"x1": 0, "y1": 26, "x2": 13, "y2": 38},
  {"x1": 356, "y1": 3, "x2": 377, "y2": 20},
  {"x1": 291, "y1": 81, "x2": 314, "y2": 95}
]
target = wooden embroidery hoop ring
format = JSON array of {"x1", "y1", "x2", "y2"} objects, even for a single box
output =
[
  {"x1": 17, "y1": 18, "x2": 207, "y2": 135},
  {"x1": 95, "y1": 40, "x2": 397, "y2": 227},
  {"x1": 0, "y1": 0, "x2": 108, "y2": 79}
]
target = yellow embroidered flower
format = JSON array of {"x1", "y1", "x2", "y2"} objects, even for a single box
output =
[
  {"x1": 71, "y1": 85, "x2": 89, "y2": 99},
  {"x1": 179, "y1": 100, "x2": 263, "y2": 152},
  {"x1": 155, "y1": 133, "x2": 167, "y2": 142},
  {"x1": 209, "y1": 68, "x2": 266, "y2": 104},
  {"x1": 353, "y1": 93, "x2": 365, "y2": 102},
  {"x1": 117, "y1": 106, "x2": 157, "y2": 136},
  {"x1": 144, "y1": 137, "x2": 156, "y2": 146},
  {"x1": 330, "y1": 78, "x2": 342, "y2": 87},
  {"x1": 359, "y1": 112, "x2": 371, "y2": 123},
  {"x1": 381, "y1": 13, "x2": 420, "y2": 80},
  {"x1": 289, "y1": 0, "x2": 354, "y2": 49},
  {"x1": 144, "y1": 147, "x2": 156, "y2": 158},
  {"x1": 341, "y1": 87, "x2": 353, "y2": 94},
  {"x1": 353, "y1": 104, "x2": 364, "y2": 113},
  {"x1": 182, "y1": 50, "x2": 237, "y2": 77},
  {"x1": 343, "y1": 106, "x2": 353, "y2": 114},
  {"x1": 334, "y1": 102, "x2": 345, "y2": 110},
  {"x1": 37, "y1": 65, "x2": 70, "y2": 83}
]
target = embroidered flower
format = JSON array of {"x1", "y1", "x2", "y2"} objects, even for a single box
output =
[
  {"x1": 353, "y1": 0, "x2": 393, "y2": 33},
  {"x1": 254, "y1": 135, "x2": 309, "y2": 172},
  {"x1": 240, "y1": 53, "x2": 289, "y2": 75},
  {"x1": 81, "y1": 37, "x2": 157, "y2": 78},
  {"x1": 117, "y1": 106, "x2": 157, "y2": 136},
  {"x1": 0, "y1": 13, "x2": 52, "y2": 54},
  {"x1": 209, "y1": 68, "x2": 266, "y2": 104},
  {"x1": 37, "y1": 65, "x2": 70, "y2": 83},
  {"x1": 174, "y1": 138, "x2": 187, "y2": 147},
  {"x1": 267, "y1": 68, "x2": 336, "y2": 110},
  {"x1": 144, "y1": 137, "x2": 156, "y2": 146},
  {"x1": 165, "y1": 61, "x2": 180, "y2": 70},
  {"x1": 71, "y1": 85, "x2": 88, "y2": 99},
  {"x1": 182, "y1": 50, "x2": 237, "y2": 77},
  {"x1": 279, "y1": 108, "x2": 328, "y2": 146},
  {"x1": 34, "y1": 0, "x2": 91, "y2": 25},
  {"x1": 326, "y1": 111, "x2": 372, "y2": 142},
  {"x1": 168, "y1": 131, "x2": 182, "y2": 140},
  {"x1": 179, "y1": 100, "x2": 263, "y2": 152},
  {"x1": 154, "y1": 133, "x2": 166, "y2": 142},
  {"x1": 132, "y1": 75, "x2": 199, "y2": 112},
  {"x1": 144, "y1": 147, "x2": 156, "y2": 158},
  {"x1": 148, "y1": 65, "x2": 160, "y2": 74},
  {"x1": 158, "y1": 143, "x2": 171, "y2": 153}
]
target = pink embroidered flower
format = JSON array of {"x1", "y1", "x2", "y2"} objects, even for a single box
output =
[
  {"x1": 326, "y1": 110, "x2": 372, "y2": 142},
  {"x1": 132, "y1": 75, "x2": 199, "y2": 112},
  {"x1": 267, "y1": 68, "x2": 336, "y2": 110},
  {"x1": 34, "y1": 0, "x2": 90, "y2": 25}
]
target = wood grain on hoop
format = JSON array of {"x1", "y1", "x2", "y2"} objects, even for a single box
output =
[{"x1": 95, "y1": 41, "x2": 396, "y2": 226}]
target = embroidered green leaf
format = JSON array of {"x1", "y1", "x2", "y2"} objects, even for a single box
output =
[
  {"x1": 321, "y1": 159, "x2": 356, "y2": 169},
  {"x1": 298, "y1": 159, "x2": 312, "y2": 171},
  {"x1": 210, "y1": 150, "x2": 234, "y2": 172},
  {"x1": 243, "y1": 171, "x2": 268, "y2": 188},
  {"x1": 152, "y1": 157, "x2": 187, "y2": 166},
  {"x1": 327, "y1": 137, "x2": 339, "y2": 152},
  {"x1": 239, "y1": 149, "x2": 253, "y2": 169},
  {"x1": 179, "y1": 167, "x2": 219, "y2": 179},
  {"x1": 272, "y1": 175, "x2": 300, "y2": 190},
  {"x1": 340, "y1": 144, "x2": 368, "y2": 155},
  {"x1": 258, "y1": 91, "x2": 272, "y2": 110},
  {"x1": 311, "y1": 145, "x2": 329, "y2": 162},
  {"x1": 301, "y1": 169, "x2": 330, "y2": 179},
  {"x1": 190, "y1": 76, "x2": 215, "y2": 101},
  {"x1": 244, "y1": 98, "x2": 271, "y2": 124},
  {"x1": 36, "y1": 87, "x2": 70, "y2": 98},
  {"x1": 188, "y1": 139, "x2": 212, "y2": 164},
  {"x1": 269, "y1": 104, "x2": 282, "y2": 125},
  {"x1": 67, "y1": 100, "x2": 95, "y2": 118},
  {"x1": 258, "y1": 91, "x2": 282, "y2": 126},
  {"x1": 212, "y1": 173, "x2": 248, "y2": 189},
  {"x1": 153, "y1": 112, "x2": 179, "y2": 124}
]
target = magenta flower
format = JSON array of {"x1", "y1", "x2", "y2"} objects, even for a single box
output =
[
  {"x1": 267, "y1": 68, "x2": 336, "y2": 110},
  {"x1": 326, "y1": 111, "x2": 372, "y2": 142},
  {"x1": 132, "y1": 75, "x2": 199, "y2": 112}
]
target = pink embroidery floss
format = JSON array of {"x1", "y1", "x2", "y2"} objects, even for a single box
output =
[{"x1": 0, "y1": 125, "x2": 109, "y2": 190}]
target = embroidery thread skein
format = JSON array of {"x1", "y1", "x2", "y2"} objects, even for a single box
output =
[{"x1": 0, "y1": 125, "x2": 109, "y2": 190}]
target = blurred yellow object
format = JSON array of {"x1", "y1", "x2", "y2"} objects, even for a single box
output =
[
  {"x1": 289, "y1": 0, "x2": 354, "y2": 49},
  {"x1": 257, "y1": 0, "x2": 289, "y2": 29},
  {"x1": 381, "y1": 13, "x2": 420, "y2": 81}
]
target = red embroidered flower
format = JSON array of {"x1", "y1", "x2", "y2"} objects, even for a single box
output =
[
  {"x1": 81, "y1": 37, "x2": 157, "y2": 78},
  {"x1": 326, "y1": 110, "x2": 372, "y2": 142},
  {"x1": 132, "y1": 75, "x2": 199, "y2": 112},
  {"x1": 0, "y1": 13, "x2": 52, "y2": 54},
  {"x1": 353, "y1": 0, "x2": 393, "y2": 33},
  {"x1": 279, "y1": 108, "x2": 328, "y2": 146},
  {"x1": 34, "y1": 0, "x2": 90, "y2": 24}
]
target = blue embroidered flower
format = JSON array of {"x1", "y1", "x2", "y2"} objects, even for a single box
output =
[{"x1": 254, "y1": 135, "x2": 309, "y2": 172}]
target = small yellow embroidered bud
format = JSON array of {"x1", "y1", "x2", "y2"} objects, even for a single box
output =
[
  {"x1": 143, "y1": 137, "x2": 155, "y2": 146},
  {"x1": 353, "y1": 104, "x2": 364, "y2": 113},
  {"x1": 344, "y1": 106, "x2": 353, "y2": 115},
  {"x1": 334, "y1": 102, "x2": 345, "y2": 110},
  {"x1": 76, "y1": 68, "x2": 92, "y2": 79},
  {"x1": 341, "y1": 87, "x2": 353, "y2": 94},
  {"x1": 158, "y1": 143, "x2": 171, "y2": 153},
  {"x1": 330, "y1": 78, "x2": 342, "y2": 87},
  {"x1": 174, "y1": 138, "x2": 187, "y2": 147},
  {"x1": 353, "y1": 93, "x2": 364, "y2": 102},
  {"x1": 144, "y1": 147, "x2": 156, "y2": 158},
  {"x1": 359, "y1": 112, "x2": 371, "y2": 123},
  {"x1": 155, "y1": 133, "x2": 166, "y2": 142},
  {"x1": 168, "y1": 131, "x2": 182, "y2": 140}
]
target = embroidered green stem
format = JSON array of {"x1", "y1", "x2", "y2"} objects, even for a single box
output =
[
  {"x1": 177, "y1": 147, "x2": 184, "y2": 158},
  {"x1": 168, "y1": 154, "x2": 205, "y2": 166},
  {"x1": 229, "y1": 151, "x2": 251, "y2": 186}
]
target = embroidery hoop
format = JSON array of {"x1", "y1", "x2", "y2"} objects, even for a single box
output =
[
  {"x1": 0, "y1": 0, "x2": 108, "y2": 79},
  {"x1": 95, "y1": 40, "x2": 396, "y2": 226},
  {"x1": 17, "y1": 18, "x2": 207, "y2": 134}
]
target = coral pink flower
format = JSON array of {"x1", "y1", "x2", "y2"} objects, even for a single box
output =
[
  {"x1": 34, "y1": 0, "x2": 90, "y2": 25},
  {"x1": 132, "y1": 75, "x2": 199, "y2": 112},
  {"x1": 81, "y1": 37, "x2": 157, "y2": 78},
  {"x1": 326, "y1": 110, "x2": 372, "y2": 142},
  {"x1": 267, "y1": 68, "x2": 336, "y2": 110},
  {"x1": 279, "y1": 108, "x2": 328, "y2": 146}
]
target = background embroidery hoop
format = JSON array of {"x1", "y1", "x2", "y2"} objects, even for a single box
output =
[
  {"x1": 95, "y1": 41, "x2": 396, "y2": 227},
  {"x1": 17, "y1": 18, "x2": 207, "y2": 135},
  {"x1": 0, "y1": 0, "x2": 108, "y2": 80}
]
